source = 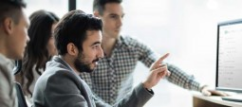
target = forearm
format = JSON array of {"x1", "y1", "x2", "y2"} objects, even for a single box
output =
[{"x1": 166, "y1": 63, "x2": 200, "y2": 91}]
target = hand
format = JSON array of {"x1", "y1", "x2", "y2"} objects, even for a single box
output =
[
  {"x1": 143, "y1": 53, "x2": 170, "y2": 89},
  {"x1": 201, "y1": 85, "x2": 229, "y2": 96},
  {"x1": 150, "y1": 53, "x2": 170, "y2": 76}
]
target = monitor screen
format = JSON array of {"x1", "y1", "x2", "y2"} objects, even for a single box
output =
[{"x1": 216, "y1": 19, "x2": 242, "y2": 93}]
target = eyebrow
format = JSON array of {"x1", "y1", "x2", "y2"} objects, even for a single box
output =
[
  {"x1": 109, "y1": 13, "x2": 125, "y2": 17},
  {"x1": 109, "y1": 13, "x2": 118, "y2": 15},
  {"x1": 91, "y1": 41, "x2": 101, "y2": 46}
]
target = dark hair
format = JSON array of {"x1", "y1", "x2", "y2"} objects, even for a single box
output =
[
  {"x1": 55, "y1": 10, "x2": 102, "y2": 55},
  {"x1": 93, "y1": 0, "x2": 122, "y2": 15},
  {"x1": 20, "y1": 10, "x2": 59, "y2": 96},
  {"x1": 0, "y1": 0, "x2": 26, "y2": 25}
]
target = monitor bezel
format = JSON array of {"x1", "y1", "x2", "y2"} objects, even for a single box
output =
[{"x1": 216, "y1": 19, "x2": 242, "y2": 93}]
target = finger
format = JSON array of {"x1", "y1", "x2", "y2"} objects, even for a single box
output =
[
  {"x1": 153, "y1": 64, "x2": 166, "y2": 70},
  {"x1": 152, "y1": 67, "x2": 167, "y2": 77},
  {"x1": 209, "y1": 90, "x2": 229, "y2": 96},
  {"x1": 157, "y1": 71, "x2": 167, "y2": 78},
  {"x1": 166, "y1": 70, "x2": 171, "y2": 77},
  {"x1": 155, "y1": 53, "x2": 169, "y2": 64},
  {"x1": 156, "y1": 69, "x2": 169, "y2": 78},
  {"x1": 158, "y1": 70, "x2": 169, "y2": 77},
  {"x1": 152, "y1": 67, "x2": 166, "y2": 73},
  {"x1": 154, "y1": 65, "x2": 168, "y2": 73},
  {"x1": 202, "y1": 90, "x2": 211, "y2": 96}
]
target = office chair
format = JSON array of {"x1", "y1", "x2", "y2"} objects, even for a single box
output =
[{"x1": 13, "y1": 60, "x2": 28, "y2": 107}]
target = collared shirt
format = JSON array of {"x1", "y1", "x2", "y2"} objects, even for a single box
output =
[{"x1": 80, "y1": 35, "x2": 200, "y2": 104}]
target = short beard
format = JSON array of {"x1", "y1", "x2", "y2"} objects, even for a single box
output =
[{"x1": 74, "y1": 53, "x2": 93, "y2": 73}]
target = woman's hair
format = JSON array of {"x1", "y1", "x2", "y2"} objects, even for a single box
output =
[{"x1": 19, "y1": 10, "x2": 59, "y2": 96}]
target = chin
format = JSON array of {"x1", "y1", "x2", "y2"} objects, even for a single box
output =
[
  {"x1": 112, "y1": 34, "x2": 119, "y2": 39},
  {"x1": 15, "y1": 53, "x2": 24, "y2": 60},
  {"x1": 90, "y1": 65, "x2": 96, "y2": 70}
]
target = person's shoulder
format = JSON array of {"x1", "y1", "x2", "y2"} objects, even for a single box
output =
[
  {"x1": 0, "y1": 68, "x2": 8, "y2": 84},
  {"x1": 122, "y1": 35, "x2": 138, "y2": 42},
  {"x1": 0, "y1": 63, "x2": 7, "y2": 74},
  {"x1": 43, "y1": 65, "x2": 74, "y2": 80},
  {"x1": 43, "y1": 58, "x2": 79, "y2": 82},
  {"x1": 36, "y1": 67, "x2": 76, "y2": 89},
  {"x1": 121, "y1": 35, "x2": 147, "y2": 48},
  {"x1": 0, "y1": 56, "x2": 13, "y2": 83},
  {"x1": 0, "y1": 60, "x2": 13, "y2": 92},
  {"x1": 121, "y1": 35, "x2": 140, "y2": 46}
]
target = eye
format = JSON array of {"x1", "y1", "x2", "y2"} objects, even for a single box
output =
[
  {"x1": 110, "y1": 15, "x2": 118, "y2": 19},
  {"x1": 92, "y1": 45, "x2": 99, "y2": 49}
]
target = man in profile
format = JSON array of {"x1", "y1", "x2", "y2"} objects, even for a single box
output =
[
  {"x1": 0, "y1": 0, "x2": 29, "y2": 107},
  {"x1": 32, "y1": 10, "x2": 170, "y2": 107}
]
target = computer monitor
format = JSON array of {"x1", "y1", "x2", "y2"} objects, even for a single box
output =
[{"x1": 216, "y1": 19, "x2": 242, "y2": 93}]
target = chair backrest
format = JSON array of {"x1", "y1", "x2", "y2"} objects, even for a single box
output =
[{"x1": 13, "y1": 60, "x2": 28, "y2": 107}]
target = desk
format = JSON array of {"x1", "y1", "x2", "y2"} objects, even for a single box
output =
[{"x1": 193, "y1": 93, "x2": 242, "y2": 107}]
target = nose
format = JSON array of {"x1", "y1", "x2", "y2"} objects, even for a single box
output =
[
  {"x1": 117, "y1": 17, "x2": 123, "y2": 27},
  {"x1": 98, "y1": 46, "x2": 104, "y2": 58},
  {"x1": 26, "y1": 34, "x2": 30, "y2": 42}
]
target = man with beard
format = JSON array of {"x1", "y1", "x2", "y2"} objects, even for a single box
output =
[{"x1": 32, "y1": 10, "x2": 170, "y2": 107}]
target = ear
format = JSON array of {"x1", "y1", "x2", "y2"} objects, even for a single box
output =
[
  {"x1": 93, "y1": 10, "x2": 100, "y2": 17},
  {"x1": 67, "y1": 43, "x2": 78, "y2": 56},
  {"x1": 2, "y1": 18, "x2": 14, "y2": 35}
]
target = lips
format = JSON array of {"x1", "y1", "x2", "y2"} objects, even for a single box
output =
[{"x1": 115, "y1": 29, "x2": 121, "y2": 32}]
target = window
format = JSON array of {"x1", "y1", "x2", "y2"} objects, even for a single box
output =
[{"x1": 25, "y1": 0, "x2": 68, "y2": 18}]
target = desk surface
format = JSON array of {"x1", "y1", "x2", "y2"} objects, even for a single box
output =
[{"x1": 193, "y1": 93, "x2": 242, "y2": 107}]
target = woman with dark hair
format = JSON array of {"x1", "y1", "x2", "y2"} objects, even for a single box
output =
[{"x1": 16, "y1": 10, "x2": 59, "y2": 105}]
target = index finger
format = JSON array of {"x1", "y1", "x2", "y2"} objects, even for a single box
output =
[{"x1": 156, "y1": 53, "x2": 169, "y2": 64}]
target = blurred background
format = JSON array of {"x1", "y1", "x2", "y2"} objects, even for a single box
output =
[{"x1": 24, "y1": 0, "x2": 242, "y2": 106}]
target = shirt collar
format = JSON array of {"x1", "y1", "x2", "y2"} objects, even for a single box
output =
[
  {"x1": 0, "y1": 53, "x2": 12, "y2": 64},
  {"x1": 115, "y1": 35, "x2": 130, "y2": 48}
]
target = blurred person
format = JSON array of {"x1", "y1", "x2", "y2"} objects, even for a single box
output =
[
  {"x1": 15, "y1": 10, "x2": 59, "y2": 106},
  {"x1": 80, "y1": 0, "x2": 228, "y2": 104},
  {"x1": 0, "y1": 0, "x2": 29, "y2": 107},
  {"x1": 32, "y1": 10, "x2": 170, "y2": 107}
]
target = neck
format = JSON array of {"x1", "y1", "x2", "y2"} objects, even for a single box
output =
[
  {"x1": 102, "y1": 35, "x2": 117, "y2": 57},
  {"x1": 0, "y1": 35, "x2": 8, "y2": 58},
  {"x1": 60, "y1": 55, "x2": 80, "y2": 75}
]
